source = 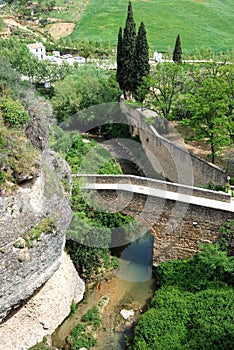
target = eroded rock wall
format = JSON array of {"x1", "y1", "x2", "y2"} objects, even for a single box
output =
[
  {"x1": 0, "y1": 251, "x2": 85, "y2": 350},
  {"x1": 0, "y1": 150, "x2": 72, "y2": 322}
]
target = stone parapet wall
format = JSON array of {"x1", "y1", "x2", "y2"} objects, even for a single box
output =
[
  {"x1": 124, "y1": 107, "x2": 227, "y2": 186},
  {"x1": 85, "y1": 188, "x2": 233, "y2": 265},
  {"x1": 77, "y1": 174, "x2": 231, "y2": 203}
]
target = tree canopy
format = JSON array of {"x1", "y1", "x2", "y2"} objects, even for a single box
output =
[
  {"x1": 132, "y1": 21, "x2": 150, "y2": 101},
  {"x1": 121, "y1": 1, "x2": 136, "y2": 97},
  {"x1": 181, "y1": 63, "x2": 234, "y2": 163},
  {"x1": 52, "y1": 65, "x2": 120, "y2": 123},
  {"x1": 116, "y1": 2, "x2": 149, "y2": 100},
  {"x1": 173, "y1": 34, "x2": 182, "y2": 64}
]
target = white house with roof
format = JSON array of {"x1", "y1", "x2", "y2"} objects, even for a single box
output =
[{"x1": 27, "y1": 42, "x2": 46, "y2": 60}]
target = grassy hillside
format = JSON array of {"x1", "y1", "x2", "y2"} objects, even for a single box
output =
[{"x1": 70, "y1": 0, "x2": 234, "y2": 53}]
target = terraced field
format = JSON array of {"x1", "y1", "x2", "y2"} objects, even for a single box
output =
[{"x1": 70, "y1": 0, "x2": 234, "y2": 52}]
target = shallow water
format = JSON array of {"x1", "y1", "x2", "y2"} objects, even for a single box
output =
[{"x1": 52, "y1": 231, "x2": 157, "y2": 349}]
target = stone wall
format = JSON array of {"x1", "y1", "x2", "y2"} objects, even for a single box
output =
[
  {"x1": 79, "y1": 174, "x2": 231, "y2": 202},
  {"x1": 125, "y1": 107, "x2": 227, "y2": 186},
  {"x1": 0, "y1": 150, "x2": 72, "y2": 322},
  {"x1": 82, "y1": 187, "x2": 233, "y2": 265}
]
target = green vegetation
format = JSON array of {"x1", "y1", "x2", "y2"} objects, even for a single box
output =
[
  {"x1": 128, "y1": 222, "x2": 234, "y2": 350},
  {"x1": 179, "y1": 62, "x2": 234, "y2": 163},
  {"x1": 52, "y1": 65, "x2": 120, "y2": 123},
  {"x1": 69, "y1": 300, "x2": 77, "y2": 316},
  {"x1": 119, "y1": 1, "x2": 136, "y2": 97},
  {"x1": 28, "y1": 337, "x2": 50, "y2": 350},
  {"x1": 132, "y1": 21, "x2": 150, "y2": 102},
  {"x1": 23, "y1": 217, "x2": 55, "y2": 248},
  {"x1": 116, "y1": 2, "x2": 150, "y2": 100},
  {"x1": 0, "y1": 123, "x2": 40, "y2": 190},
  {"x1": 71, "y1": 0, "x2": 234, "y2": 53},
  {"x1": 0, "y1": 97, "x2": 30, "y2": 128},
  {"x1": 14, "y1": 217, "x2": 55, "y2": 249},
  {"x1": 144, "y1": 62, "x2": 183, "y2": 123},
  {"x1": 173, "y1": 34, "x2": 182, "y2": 64},
  {"x1": 1, "y1": 0, "x2": 83, "y2": 22},
  {"x1": 0, "y1": 38, "x2": 74, "y2": 85},
  {"x1": 2, "y1": 1, "x2": 234, "y2": 55},
  {"x1": 64, "y1": 306, "x2": 102, "y2": 349},
  {"x1": 137, "y1": 60, "x2": 234, "y2": 163},
  {"x1": 50, "y1": 130, "x2": 134, "y2": 280},
  {"x1": 81, "y1": 306, "x2": 101, "y2": 329}
]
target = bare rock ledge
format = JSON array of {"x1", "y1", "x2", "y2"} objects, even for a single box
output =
[{"x1": 0, "y1": 251, "x2": 85, "y2": 350}]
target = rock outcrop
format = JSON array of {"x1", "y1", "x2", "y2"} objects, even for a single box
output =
[
  {"x1": 0, "y1": 251, "x2": 85, "y2": 350},
  {"x1": 0, "y1": 149, "x2": 73, "y2": 322}
]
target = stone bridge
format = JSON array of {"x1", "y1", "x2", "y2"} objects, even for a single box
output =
[{"x1": 78, "y1": 175, "x2": 234, "y2": 265}]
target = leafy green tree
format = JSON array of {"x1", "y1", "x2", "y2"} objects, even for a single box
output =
[
  {"x1": 173, "y1": 34, "x2": 182, "y2": 64},
  {"x1": 79, "y1": 39, "x2": 95, "y2": 62},
  {"x1": 143, "y1": 63, "x2": 184, "y2": 132},
  {"x1": 121, "y1": 0, "x2": 136, "y2": 98},
  {"x1": 181, "y1": 73, "x2": 234, "y2": 163},
  {"x1": 132, "y1": 21, "x2": 150, "y2": 102},
  {"x1": 52, "y1": 66, "x2": 120, "y2": 122}
]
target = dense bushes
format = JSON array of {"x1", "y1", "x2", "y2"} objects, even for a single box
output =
[
  {"x1": 51, "y1": 130, "x2": 136, "y2": 280},
  {"x1": 128, "y1": 231, "x2": 234, "y2": 350},
  {"x1": 52, "y1": 66, "x2": 121, "y2": 123},
  {"x1": 0, "y1": 123, "x2": 40, "y2": 190},
  {"x1": 0, "y1": 98, "x2": 30, "y2": 128},
  {"x1": 64, "y1": 306, "x2": 102, "y2": 350},
  {"x1": 129, "y1": 285, "x2": 234, "y2": 350}
]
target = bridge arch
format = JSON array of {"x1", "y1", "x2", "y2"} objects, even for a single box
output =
[{"x1": 78, "y1": 175, "x2": 233, "y2": 265}]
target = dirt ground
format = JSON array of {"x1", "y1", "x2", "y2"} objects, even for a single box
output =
[
  {"x1": 165, "y1": 121, "x2": 233, "y2": 170},
  {"x1": 2, "y1": 16, "x2": 75, "y2": 40},
  {"x1": 46, "y1": 22, "x2": 75, "y2": 39}
]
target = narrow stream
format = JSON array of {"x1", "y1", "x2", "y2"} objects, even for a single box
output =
[
  {"x1": 52, "y1": 231, "x2": 157, "y2": 349},
  {"x1": 52, "y1": 138, "x2": 158, "y2": 349}
]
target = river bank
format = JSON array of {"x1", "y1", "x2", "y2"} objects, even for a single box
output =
[{"x1": 52, "y1": 231, "x2": 157, "y2": 350}]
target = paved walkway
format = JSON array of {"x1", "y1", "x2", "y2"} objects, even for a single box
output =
[{"x1": 83, "y1": 182, "x2": 234, "y2": 213}]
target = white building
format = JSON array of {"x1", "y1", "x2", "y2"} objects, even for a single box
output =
[
  {"x1": 154, "y1": 51, "x2": 163, "y2": 63},
  {"x1": 27, "y1": 42, "x2": 46, "y2": 60}
]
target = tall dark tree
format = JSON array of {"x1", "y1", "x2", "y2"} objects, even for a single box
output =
[
  {"x1": 173, "y1": 34, "x2": 182, "y2": 64},
  {"x1": 116, "y1": 27, "x2": 124, "y2": 90},
  {"x1": 121, "y1": 1, "x2": 136, "y2": 98},
  {"x1": 132, "y1": 21, "x2": 150, "y2": 101}
]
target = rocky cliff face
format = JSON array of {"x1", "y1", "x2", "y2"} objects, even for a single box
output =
[
  {"x1": 0, "y1": 149, "x2": 73, "y2": 322},
  {"x1": 0, "y1": 251, "x2": 85, "y2": 350}
]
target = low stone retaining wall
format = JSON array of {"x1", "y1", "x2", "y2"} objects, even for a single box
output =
[
  {"x1": 77, "y1": 175, "x2": 231, "y2": 203},
  {"x1": 125, "y1": 107, "x2": 227, "y2": 186}
]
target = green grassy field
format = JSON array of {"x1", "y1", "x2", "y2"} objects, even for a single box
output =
[{"x1": 70, "y1": 0, "x2": 234, "y2": 53}]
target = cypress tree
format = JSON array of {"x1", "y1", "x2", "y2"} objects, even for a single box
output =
[
  {"x1": 132, "y1": 21, "x2": 150, "y2": 101},
  {"x1": 121, "y1": 1, "x2": 136, "y2": 97},
  {"x1": 116, "y1": 27, "x2": 124, "y2": 90},
  {"x1": 173, "y1": 34, "x2": 182, "y2": 64}
]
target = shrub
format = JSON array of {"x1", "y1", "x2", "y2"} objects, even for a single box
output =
[
  {"x1": 0, "y1": 98, "x2": 30, "y2": 128},
  {"x1": 81, "y1": 306, "x2": 101, "y2": 329},
  {"x1": 128, "y1": 242, "x2": 234, "y2": 350}
]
